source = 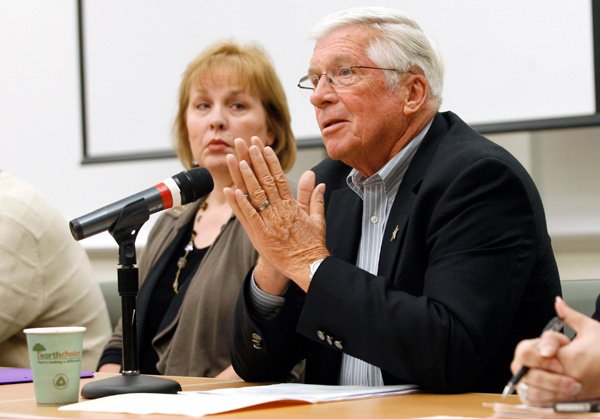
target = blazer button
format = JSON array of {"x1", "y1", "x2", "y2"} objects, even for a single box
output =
[
  {"x1": 326, "y1": 335, "x2": 333, "y2": 346},
  {"x1": 317, "y1": 330, "x2": 325, "y2": 341},
  {"x1": 251, "y1": 332, "x2": 262, "y2": 349},
  {"x1": 334, "y1": 340, "x2": 343, "y2": 350}
]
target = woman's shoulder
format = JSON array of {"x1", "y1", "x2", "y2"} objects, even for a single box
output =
[
  {"x1": 152, "y1": 202, "x2": 199, "y2": 230},
  {"x1": 143, "y1": 202, "x2": 199, "y2": 254}
]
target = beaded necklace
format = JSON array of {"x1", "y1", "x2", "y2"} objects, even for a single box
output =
[{"x1": 172, "y1": 200, "x2": 207, "y2": 294}]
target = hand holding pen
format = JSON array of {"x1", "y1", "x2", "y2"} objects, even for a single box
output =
[{"x1": 502, "y1": 316, "x2": 564, "y2": 397}]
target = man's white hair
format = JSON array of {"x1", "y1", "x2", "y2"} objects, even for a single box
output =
[{"x1": 311, "y1": 7, "x2": 444, "y2": 107}]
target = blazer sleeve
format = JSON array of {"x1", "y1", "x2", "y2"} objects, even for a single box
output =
[{"x1": 230, "y1": 274, "x2": 307, "y2": 382}]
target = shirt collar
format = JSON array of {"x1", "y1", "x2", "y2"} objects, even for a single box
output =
[{"x1": 347, "y1": 119, "x2": 433, "y2": 199}]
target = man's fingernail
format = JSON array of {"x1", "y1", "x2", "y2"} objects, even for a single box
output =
[{"x1": 538, "y1": 344, "x2": 554, "y2": 357}]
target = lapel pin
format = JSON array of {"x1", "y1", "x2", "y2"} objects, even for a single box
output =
[{"x1": 390, "y1": 225, "x2": 400, "y2": 241}]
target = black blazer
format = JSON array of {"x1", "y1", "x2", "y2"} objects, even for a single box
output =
[{"x1": 231, "y1": 112, "x2": 561, "y2": 393}]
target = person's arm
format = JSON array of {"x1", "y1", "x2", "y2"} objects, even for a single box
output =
[
  {"x1": 0, "y1": 219, "x2": 43, "y2": 343},
  {"x1": 98, "y1": 363, "x2": 121, "y2": 373},
  {"x1": 248, "y1": 267, "x2": 286, "y2": 319},
  {"x1": 252, "y1": 256, "x2": 290, "y2": 298},
  {"x1": 511, "y1": 297, "x2": 600, "y2": 407},
  {"x1": 230, "y1": 272, "x2": 307, "y2": 382}
]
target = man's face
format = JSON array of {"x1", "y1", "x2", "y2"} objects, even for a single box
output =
[{"x1": 309, "y1": 26, "x2": 408, "y2": 177}]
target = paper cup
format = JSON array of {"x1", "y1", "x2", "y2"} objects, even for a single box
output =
[{"x1": 24, "y1": 326, "x2": 86, "y2": 405}]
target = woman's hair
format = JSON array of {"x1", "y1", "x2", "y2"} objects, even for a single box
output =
[
  {"x1": 173, "y1": 40, "x2": 296, "y2": 172},
  {"x1": 311, "y1": 7, "x2": 444, "y2": 108}
]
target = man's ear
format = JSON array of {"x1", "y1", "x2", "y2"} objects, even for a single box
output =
[{"x1": 403, "y1": 74, "x2": 429, "y2": 116}]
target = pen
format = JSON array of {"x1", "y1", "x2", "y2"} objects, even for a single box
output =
[{"x1": 501, "y1": 316, "x2": 564, "y2": 397}]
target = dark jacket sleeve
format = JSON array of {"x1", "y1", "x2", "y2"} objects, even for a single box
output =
[{"x1": 230, "y1": 274, "x2": 307, "y2": 382}]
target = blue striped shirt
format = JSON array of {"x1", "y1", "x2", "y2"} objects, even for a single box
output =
[{"x1": 340, "y1": 121, "x2": 431, "y2": 385}]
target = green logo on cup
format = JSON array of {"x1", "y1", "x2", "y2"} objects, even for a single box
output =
[
  {"x1": 53, "y1": 373, "x2": 69, "y2": 389},
  {"x1": 32, "y1": 343, "x2": 46, "y2": 354},
  {"x1": 30, "y1": 342, "x2": 81, "y2": 363}
]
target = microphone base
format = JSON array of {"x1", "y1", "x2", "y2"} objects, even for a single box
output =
[{"x1": 80, "y1": 374, "x2": 182, "y2": 399}]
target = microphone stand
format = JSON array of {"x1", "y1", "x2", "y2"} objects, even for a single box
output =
[{"x1": 81, "y1": 199, "x2": 181, "y2": 398}]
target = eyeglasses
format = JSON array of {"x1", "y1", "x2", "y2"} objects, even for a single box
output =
[{"x1": 297, "y1": 65, "x2": 409, "y2": 91}]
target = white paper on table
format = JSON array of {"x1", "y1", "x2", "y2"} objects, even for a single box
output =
[
  {"x1": 59, "y1": 392, "x2": 278, "y2": 417},
  {"x1": 184, "y1": 383, "x2": 419, "y2": 402},
  {"x1": 59, "y1": 383, "x2": 418, "y2": 417}
]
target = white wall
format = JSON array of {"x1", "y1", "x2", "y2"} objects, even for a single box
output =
[
  {"x1": 1, "y1": 0, "x2": 182, "y2": 250},
  {"x1": 1, "y1": 0, "x2": 598, "y2": 285},
  {"x1": 81, "y1": 0, "x2": 594, "y2": 156}
]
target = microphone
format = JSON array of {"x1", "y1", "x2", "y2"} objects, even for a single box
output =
[{"x1": 69, "y1": 167, "x2": 214, "y2": 240}]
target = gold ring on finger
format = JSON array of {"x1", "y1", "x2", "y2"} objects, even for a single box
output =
[{"x1": 256, "y1": 199, "x2": 270, "y2": 212}]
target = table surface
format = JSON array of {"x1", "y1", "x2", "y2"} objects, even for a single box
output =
[{"x1": 0, "y1": 372, "x2": 520, "y2": 418}]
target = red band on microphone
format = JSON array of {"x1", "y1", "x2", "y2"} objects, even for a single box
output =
[{"x1": 155, "y1": 183, "x2": 173, "y2": 208}]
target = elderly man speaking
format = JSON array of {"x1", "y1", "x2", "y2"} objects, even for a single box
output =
[{"x1": 223, "y1": 6, "x2": 561, "y2": 393}]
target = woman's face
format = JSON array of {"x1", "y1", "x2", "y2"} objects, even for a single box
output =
[{"x1": 186, "y1": 76, "x2": 274, "y2": 176}]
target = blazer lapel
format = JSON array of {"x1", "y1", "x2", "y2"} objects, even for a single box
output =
[
  {"x1": 325, "y1": 187, "x2": 362, "y2": 263},
  {"x1": 378, "y1": 113, "x2": 449, "y2": 279}
]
